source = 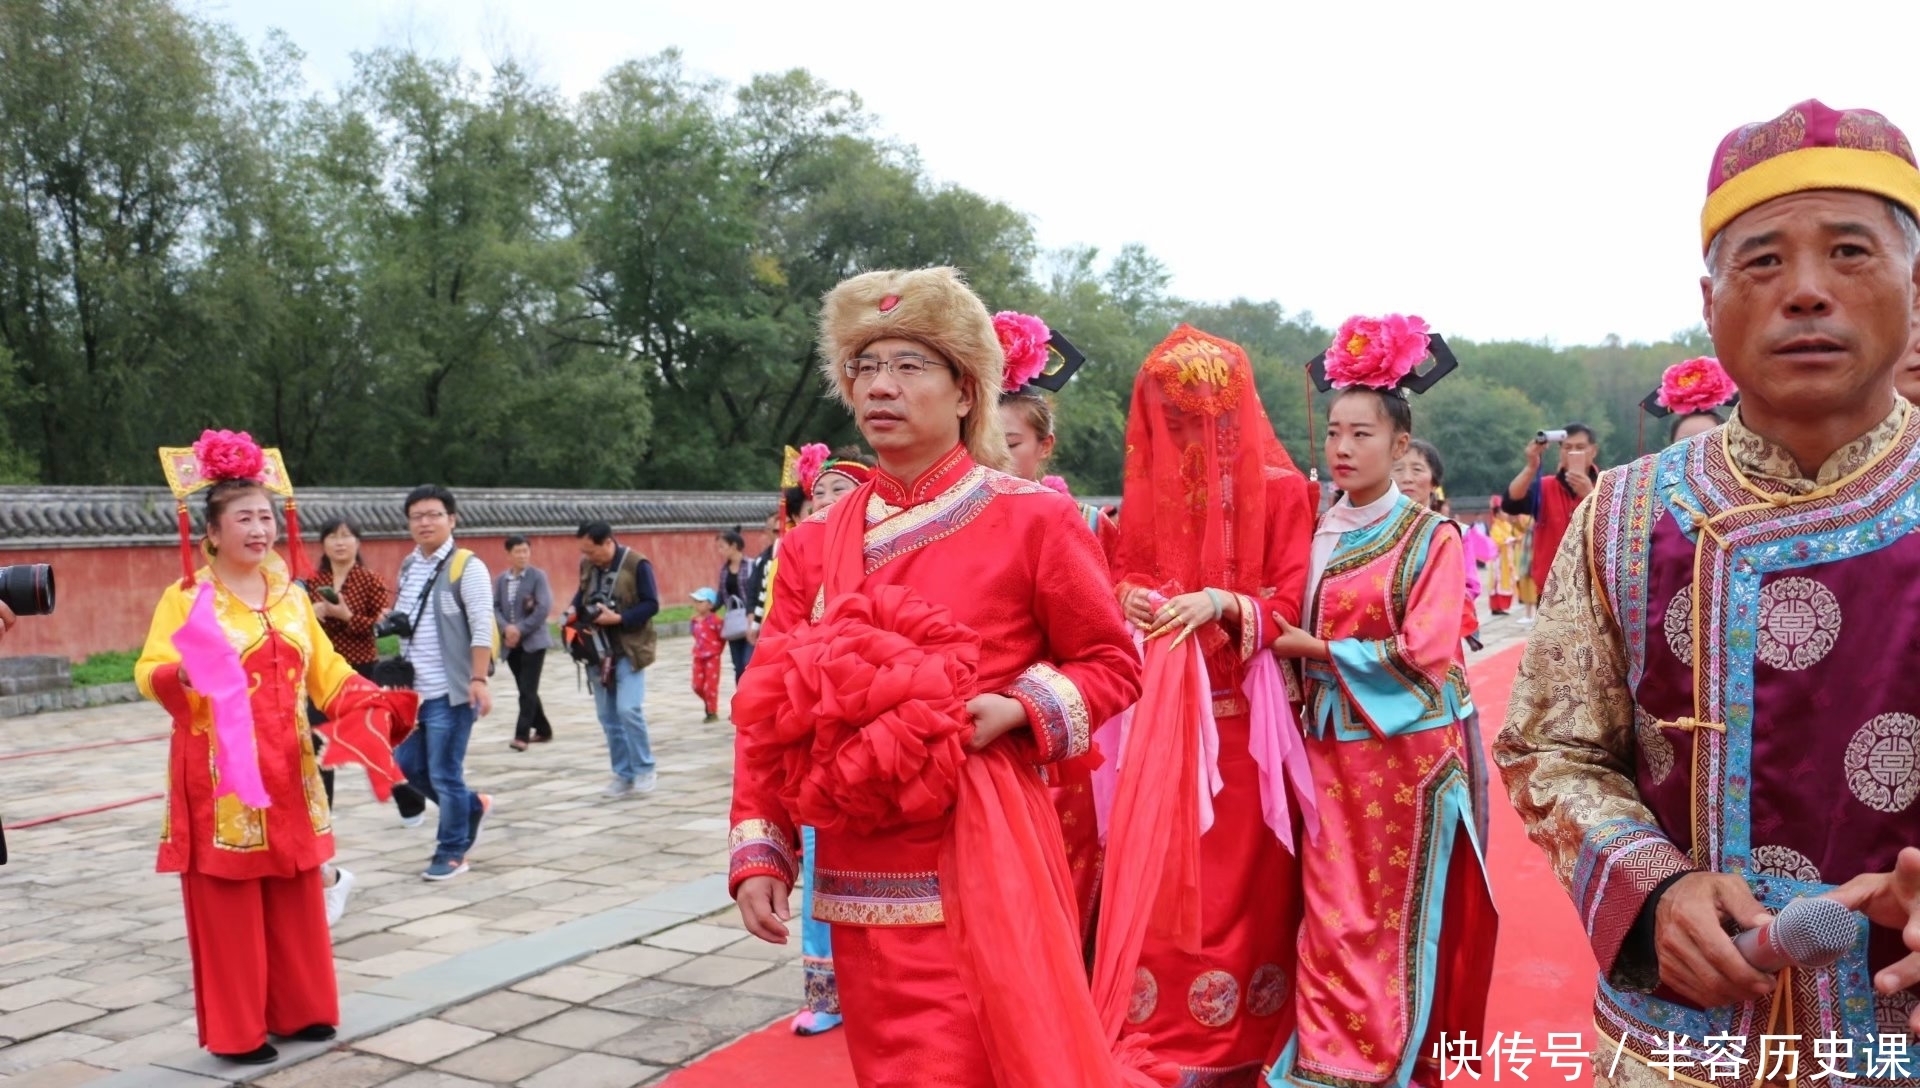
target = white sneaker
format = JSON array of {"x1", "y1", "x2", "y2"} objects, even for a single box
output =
[
  {"x1": 632, "y1": 769, "x2": 658, "y2": 794},
  {"x1": 601, "y1": 777, "x2": 635, "y2": 799},
  {"x1": 324, "y1": 868, "x2": 356, "y2": 926}
]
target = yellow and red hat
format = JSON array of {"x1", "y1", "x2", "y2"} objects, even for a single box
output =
[{"x1": 1702, "y1": 99, "x2": 1920, "y2": 252}]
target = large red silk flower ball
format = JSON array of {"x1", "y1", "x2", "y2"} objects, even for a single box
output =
[
  {"x1": 732, "y1": 585, "x2": 980, "y2": 834},
  {"x1": 192, "y1": 429, "x2": 266, "y2": 482}
]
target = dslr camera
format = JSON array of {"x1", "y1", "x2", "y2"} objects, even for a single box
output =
[
  {"x1": 579, "y1": 593, "x2": 616, "y2": 620},
  {"x1": 374, "y1": 610, "x2": 415, "y2": 639},
  {"x1": 0, "y1": 563, "x2": 55, "y2": 617}
]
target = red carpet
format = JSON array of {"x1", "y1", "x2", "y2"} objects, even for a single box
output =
[{"x1": 663, "y1": 643, "x2": 1595, "y2": 1087}]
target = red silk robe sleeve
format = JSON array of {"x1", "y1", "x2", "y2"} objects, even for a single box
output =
[
  {"x1": 1094, "y1": 508, "x2": 1121, "y2": 578},
  {"x1": 1229, "y1": 471, "x2": 1316, "y2": 661},
  {"x1": 726, "y1": 520, "x2": 821, "y2": 896},
  {"x1": 306, "y1": 594, "x2": 419, "y2": 800},
  {"x1": 1004, "y1": 500, "x2": 1143, "y2": 765}
]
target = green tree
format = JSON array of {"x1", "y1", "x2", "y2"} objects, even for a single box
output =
[
  {"x1": 1411, "y1": 375, "x2": 1547, "y2": 498},
  {"x1": 1451, "y1": 338, "x2": 1596, "y2": 435},
  {"x1": 328, "y1": 50, "x2": 642, "y2": 487},
  {"x1": 0, "y1": 0, "x2": 229, "y2": 482},
  {"x1": 0, "y1": 0, "x2": 1726, "y2": 495}
]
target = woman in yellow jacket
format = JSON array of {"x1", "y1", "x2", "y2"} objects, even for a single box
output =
[{"x1": 138, "y1": 432, "x2": 413, "y2": 1064}]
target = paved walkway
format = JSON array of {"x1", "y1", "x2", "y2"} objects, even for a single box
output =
[{"x1": 1, "y1": 606, "x2": 1532, "y2": 1088}]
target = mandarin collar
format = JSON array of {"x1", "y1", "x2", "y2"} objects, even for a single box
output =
[
  {"x1": 1317, "y1": 481, "x2": 1403, "y2": 536},
  {"x1": 873, "y1": 445, "x2": 974, "y2": 509},
  {"x1": 1722, "y1": 400, "x2": 1908, "y2": 495}
]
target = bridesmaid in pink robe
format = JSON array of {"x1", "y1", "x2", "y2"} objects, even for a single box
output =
[{"x1": 1266, "y1": 379, "x2": 1497, "y2": 1088}]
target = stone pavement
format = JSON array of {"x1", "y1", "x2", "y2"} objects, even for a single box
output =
[
  {"x1": 1, "y1": 605, "x2": 1532, "y2": 1088},
  {"x1": 1, "y1": 633, "x2": 807, "y2": 1087}
]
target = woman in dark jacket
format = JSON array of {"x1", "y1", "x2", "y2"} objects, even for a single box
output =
[{"x1": 714, "y1": 530, "x2": 756, "y2": 680}]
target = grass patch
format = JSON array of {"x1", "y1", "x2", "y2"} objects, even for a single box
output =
[
  {"x1": 72, "y1": 649, "x2": 139, "y2": 687},
  {"x1": 654, "y1": 605, "x2": 695, "y2": 626}
]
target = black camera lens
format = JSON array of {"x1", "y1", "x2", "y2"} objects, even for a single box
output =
[
  {"x1": 0, "y1": 564, "x2": 54, "y2": 617},
  {"x1": 374, "y1": 610, "x2": 413, "y2": 639}
]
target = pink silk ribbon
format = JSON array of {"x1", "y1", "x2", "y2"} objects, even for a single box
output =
[
  {"x1": 1242, "y1": 651, "x2": 1318, "y2": 852},
  {"x1": 1194, "y1": 639, "x2": 1222, "y2": 835},
  {"x1": 171, "y1": 583, "x2": 271, "y2": 809}
]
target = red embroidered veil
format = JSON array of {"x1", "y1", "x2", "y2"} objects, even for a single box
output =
[{"x1": 1115, "y1": 325, "x2": 1300, "y2": 603}]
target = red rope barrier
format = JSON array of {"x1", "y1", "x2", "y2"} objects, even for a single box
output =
[
  {"x1": 0, "y1": 733, "x2": 167, "y2": 762},
  {"x1": 11, "y1": 792, "x2": 165, "y2": 829}
]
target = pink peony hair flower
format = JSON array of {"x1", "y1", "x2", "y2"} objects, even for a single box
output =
[
  {"x1": 1041, "y1": 475, "x2": 1071, "y2": 496},
  {"x1": 1323, "y1": 314, "x2": 1432, "y2": 390},
  {"x1": 795, "y1": 443, "x2": 830, "y2": 493},
  {"x1": 1657, "y1": 356, "x2": 1737, "y2": 414},
  {"x1": 192, "y1": 429, "x2": 266, "y2": 482},
  {"x1": 994, "y1": 311, "x2": 1052, "y2": 392}
]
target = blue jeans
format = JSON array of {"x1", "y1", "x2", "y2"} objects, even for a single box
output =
[
  {"x1": 590, "y1": 658, "x2": 654, "y2": 781},
  {"x1": 729, "y1": 638, "x2": 753, "y2": 680},
  {"x1": 395, "y1": 696, "x2": 476, "y2": 861}
]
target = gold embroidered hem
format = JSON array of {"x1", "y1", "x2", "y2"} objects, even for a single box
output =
[
  {"x1": 811, "y1": 868, "x2": 943, "y2": 926},
  {"x1": 1236, "y1": 592, "x2": 1261, "y2": 661},
  {"x1": 1213, "y1": 695, "x2": 1249, "y2": 719}
]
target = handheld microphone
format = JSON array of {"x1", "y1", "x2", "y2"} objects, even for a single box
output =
[{"x1": 1732, "y1": 897, "x2": 1857, "y2": 972}]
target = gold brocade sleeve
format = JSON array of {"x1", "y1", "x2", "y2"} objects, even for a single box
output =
[
  {"x1": 135, "y1": 583, "x2": 200, "y2": 721},
  {"x1": 1492, "y1": 494, "x2": 1692, "y2": 990}
]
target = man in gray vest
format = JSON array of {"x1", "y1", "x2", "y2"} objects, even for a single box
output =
[
  {"x1": 570, "y1": 521, "x2": 659, "y2": 799},
  {"x1": 394, "y1": 485, "x2": 496, "y2": 881}
]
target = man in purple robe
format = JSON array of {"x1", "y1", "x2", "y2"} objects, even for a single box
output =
[{"x1": 1497, "y1": 100, "x2": 1920, "y2": 1087}]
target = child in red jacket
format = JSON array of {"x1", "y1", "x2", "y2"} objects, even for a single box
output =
[{"x1": 690, "y1": 588, "x2": 724, "y2": 722}]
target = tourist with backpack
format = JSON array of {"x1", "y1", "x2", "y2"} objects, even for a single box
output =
[{"x1": 391, "y1": 485, "x2": 496, "y2": 882}]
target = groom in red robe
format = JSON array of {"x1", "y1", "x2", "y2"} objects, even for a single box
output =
[{"x1": 729, "y1": 267, "x2": 1143, "y2": 1087}]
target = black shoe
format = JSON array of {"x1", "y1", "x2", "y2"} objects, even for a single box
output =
[
  {"x1": 288, "y1": 1024, "x2": 336, "y2": 1042},
  {"x1": 216, "y1": 1044, "x2": 279, "y2": 1065}
]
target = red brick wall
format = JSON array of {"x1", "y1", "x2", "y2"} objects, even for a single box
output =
[{"x1": 1, "y1": 528, "x2": 769, "y2": 662}]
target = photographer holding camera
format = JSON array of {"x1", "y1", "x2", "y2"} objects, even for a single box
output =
[
  {"x1": 389, "y1": 485, "x2": 496, "y2": 882},
  {"x1": 1502, "y1": 423, "x2": 1600, "y2": 621},
  {"x1": 569, "y1": 522, "x2": 660, "y2": 799}
]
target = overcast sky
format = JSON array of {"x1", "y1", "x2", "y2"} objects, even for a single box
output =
[{"x1": 205, "y1": 0, "x2": 1916, "y2": 346}]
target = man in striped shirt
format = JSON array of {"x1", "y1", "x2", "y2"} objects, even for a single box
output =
[{"x1": 393, "y1": 485, "x2": 496, "y2": 882}]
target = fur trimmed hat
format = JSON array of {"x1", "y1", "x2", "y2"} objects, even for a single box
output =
[{"x1": 817, "y1": 267, "x2": 1009, "y2": 471}]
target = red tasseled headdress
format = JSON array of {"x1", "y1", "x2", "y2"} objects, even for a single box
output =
[{"x1": 158, "y1": 430, "x2": 313, "y2": 588}]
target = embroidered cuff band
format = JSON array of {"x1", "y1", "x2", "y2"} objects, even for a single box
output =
[{"x1": 1007, "y1": 662, "x2": 1092, "y2": 763}]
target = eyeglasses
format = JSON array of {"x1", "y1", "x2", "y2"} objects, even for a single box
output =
[
  {"x1": 843, "y1": 352, "x2": 952, "y2": 382},
  {"x1": 408, "y1": 511, "x2": 450, "y2": 523}
]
